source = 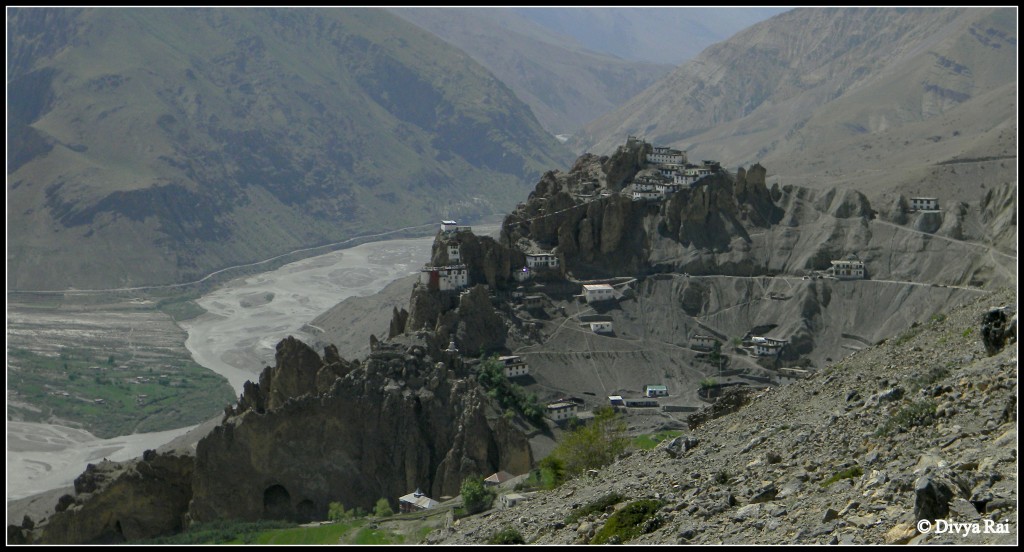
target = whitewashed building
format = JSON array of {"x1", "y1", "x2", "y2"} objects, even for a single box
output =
[
  {"x1": 751, "y1": 337, "x2": 787, "y2": 356},
  {"x1": 526, "y1": 253, "x2": 559, "y2": 270},
  {"x1": 546, "y1": 401, "x2": 580, "y2": 422},
  {"x1": 590, "y1": 321, "x2": 613, "y2": 334},
  {"x1": 690, "y1": 335, "x2": 719, "y2": 351},
  {"x1": 498, "y1": 355, "x2": 529, "y2": 378},
  {"x1": 420, "y1": 265, "x2": 469, "y2": 291},
  {"x1": 830, "y1": 258, "x2": 865, "y2": 280},
  {"x1": 513, "y1": 266, "x2": 531, "y2": 282},
  {"x1": 644, "y1": 384, "x2": 669, "y2": 398},
  {"x1": 447, "y1": 245, "x2": 461, "y2": 263},
  {"x1": 647, "y1": 146, "x2": 687, "y2": 166},
  {"x1": 582, "y1": 284, "x2": 615, "y2": 303},
  {"x1": 909, "y1": 197, "x2": 939, "y2": 211},
  {"x1": 441, "y1": 220, "x2": 472, "y2": 233}
]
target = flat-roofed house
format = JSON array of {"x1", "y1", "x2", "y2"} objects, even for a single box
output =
[{"x1": 582, "y1": 284, "x2": 615, "y2": 303}]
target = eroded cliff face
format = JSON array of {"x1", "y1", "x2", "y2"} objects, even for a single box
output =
[
  {"x1": 14, "y1": 451, "x2": 194, "y2": 544},
  {"x1": 14, "y1": 336, "x2": 533, "y2": 543},
  {"x1": 189, "y1": 337, "x2": 531, "y2": 524}
]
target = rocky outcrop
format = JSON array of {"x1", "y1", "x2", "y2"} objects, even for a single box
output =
[
  {"x1": 981, "y1": 306, "x2": 1017, "y2": 356},
  {"x1": 14, "y1": 452, "x2": 194, "y2": 544},
  {"x1": 16, "y1": 333, "x2": 534, "y2": 542},
  {"x1": 189, "y1": 338, "x2": 532, "y2": 524}
]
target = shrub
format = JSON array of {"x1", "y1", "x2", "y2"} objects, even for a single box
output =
[
  {"x1": 821, "y1": 466, "x2": 864, "y2": 488},
  {"x1": 589, "y1": 499, "x2": 666, "y2": 544},
  {"x1": 487, "y1": 528, "x2": 526, "y2": 544},
  {"x1": 373, "y1": 498, "x2": 394, "y2": 518},
  {"x1": 564, "y1": 492, "x2": 625, "y2": 525},
  {"x1": 876, "y1": 400, "x2": 937, "y2": 436},
  {"x1": 460, "y1": 476, "x2": 495, "y2": 515}
]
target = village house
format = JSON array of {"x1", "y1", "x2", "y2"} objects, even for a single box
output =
[
  {"x1": 690, "y1": 334, "x2": 719, "y2": 351},
  {"x1": 524, "y1": 294, "x2": 545, "y2": 309},
  {"x1": 546, "y1": 401, "x2": 580, "y2": 422},
  {"x1": 484, "y1": 471, "x2": 516, "y2": 487},
  {"x1": 751, "y1": 336, "x2": 787, "y2": 356},
  {"x1": 499, "y1": 493, "x2": 532, "y2": 509},
  {"x1": 513, "y1": 266, "x2": 531, "y2": 282},
  {"x1": 624, "y1": 398, "x2": 659, "y2": 408},
  {"x1": 908, "y1": 197, "x2": 940, "y2": 211},
  {"x1": 498, "y1": 355, "x2": 529, "y2": 378},
  {"x1": 582, "y1": 284, "x2": 615, "y2": 303},
  {"x1": 646, "y1": 145, "x2": 687, "y2": 166},
  {"x1": 525, "y1": 253, "x2": 559, "y2": 270},
  {"x1": 644, "y1": 384, "x2": 669, "y2": 398},
  {"x1": 608, "y1": 395, "x2": 625, "y2": 407},
  {"x1": 440, "y1": 220, "x2": 472, "y2": 234},
  {"x1": 398, "y1": 488, "x2": 439, "y2": 513},
  {"x1": 589, "y1": 321, "x2": 613, "y2": 334},
  {"x1": 419, "y1": 264, "x2": 469, "y2": 291},
  {"x1": 829, "y1": 257, "x2": 866, "y2": 280},
  {"x1": 447, "y1": 244, "x2": 461, "y2": 263}
]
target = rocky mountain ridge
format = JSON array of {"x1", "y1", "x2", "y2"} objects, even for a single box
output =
[{"x1": 7, "y1": 7, "x2": 572, "y2": 291}]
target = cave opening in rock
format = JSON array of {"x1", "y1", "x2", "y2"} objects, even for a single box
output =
[{"x1": 263, "y1": 484, "x2": 293, "y2": 520}]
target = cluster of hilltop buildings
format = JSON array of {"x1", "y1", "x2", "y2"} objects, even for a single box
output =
[{"x1": 623, "y1": 138, "x2": 723, "y2": 201}]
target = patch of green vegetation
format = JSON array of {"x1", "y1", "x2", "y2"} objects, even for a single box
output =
[
  {"x1": 488, "y1": 528, "x2": 526, "y2": 544},
  {"x1": 589, "y1": 499, "x2": 666, "y2": 544},
  {"x1": 929, "y1": 313, "x2": 947, "y2": 327},
  {"x1": 546, "y1": 407, "x2": 628, "y2": 484},
  {"x1": 565, "y1": 492, "x2": 626, "y2": 525},
  {"x1": 476, "y1": 356, "x2": 545, "y2": 426},
  {"x1": 821, "y1": 466, "x2": 864, "y2": 488},
  {"x1": 699, "y1": 378, "x2": 717, "y2": 389},
  {"x1": 6, "y1": 346, "x2": 235, "y2": 438},
  {"x1": 962, "y1": 327, "x2": 975, "y2": 338},
  {"x1": 353, "y1": 526, "x2": 405, "y2": 544},
  {"x1": 329, "y1": 502, "x2": 369, "y2": 521},
  {"x1": 256, "y1": 521, "x2": 363, "y2": 545},
  {"x1": 133, "y1": 519, "x2": 293, "y2": 544},
  {"x1": 460, "y1": 475, "x2": 495, "y2": 515},
  {"x1": 156, "y1": 295, "x2": 207, "y2": 322},
  {"x1": 517, "y1": 458, "x2": 563, "y2": 492},
  {"x1": 876, "y1": 399, "x2": 938, "y2": 436},
  {"x1": 631, "y1": 430, "x2": 683, "y2": 450}
]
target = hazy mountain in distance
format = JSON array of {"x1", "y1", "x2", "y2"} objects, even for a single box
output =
[
  {"x1": 574, "y1": 7, "x2": 1017, "y2": 205},
  {"x1": 513, "y1": 7, "x2": 790, "y2": 65},
  {"x1": 390, "y1": 8, "x2": 674, "y2": 136},
  {"x1": 7, "y1": 8, "x2": 573, "y2": 291}
]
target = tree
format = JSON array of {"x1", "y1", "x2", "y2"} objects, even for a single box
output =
[
  {"x1": 549, "y1": 407, "x2": 627, "y2": 478},
  {"x1": 374, "y1": 497, "x2": 394, "y2": 518},
  {"x1": 460, "y1": 475, "x2": 495, "y2": 515}
]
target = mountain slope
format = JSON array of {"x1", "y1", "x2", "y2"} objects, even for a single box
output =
[
  {"x1": 573, "y1": 8, "x2": 1017, "y2": 203},
  {"x1": 390, "y1": 8, "x2": 673, "y2": 135},
  {"x1": 513, "y1": 7, "x2": 790, "y2": 65},
  {"x1": 7, "y1": 8, "x2": 573, "y2": 290}
]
